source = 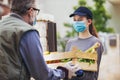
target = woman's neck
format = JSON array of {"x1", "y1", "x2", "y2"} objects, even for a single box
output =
[{"x1": 78, "y1": 30, "x2": 92, "y2": 39}]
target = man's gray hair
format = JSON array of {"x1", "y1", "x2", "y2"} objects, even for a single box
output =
[{"x1": 11, "y1": 0, "x2": 35, "y2": 15}]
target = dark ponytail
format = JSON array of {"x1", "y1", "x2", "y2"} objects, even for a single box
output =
[{"x1": 89, "y1": 23, "x2": 98, "y2": 38}]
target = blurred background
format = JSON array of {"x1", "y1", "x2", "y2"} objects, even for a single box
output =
[{"x1": 0, "y1": 0, "x2": 120, "y2": 80}]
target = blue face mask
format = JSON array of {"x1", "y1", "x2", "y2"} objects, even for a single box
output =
[
  {"x1": 73, "y1": 21, "x2": 86, "y2": 32},
  {"x1": 33, "y1": 17, "x2": 37, "y2": 26}
]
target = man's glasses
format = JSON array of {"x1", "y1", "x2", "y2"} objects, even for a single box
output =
[
  {"x1": 28, "y1": 7, "x2": 40, "y2": 15},
  {"x1": 32, "y1": 8, "x2": 40, "y2": 15}
]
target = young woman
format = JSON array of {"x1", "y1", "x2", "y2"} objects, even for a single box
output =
[{"x1": 65, "y1": 6, "x2": 104, "y2": 80}]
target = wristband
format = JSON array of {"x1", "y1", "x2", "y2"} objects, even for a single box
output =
[{"x1": 75, "y1": 69, "x2": 84, "y2": 77}]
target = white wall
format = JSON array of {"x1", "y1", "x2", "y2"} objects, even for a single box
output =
[
  {"x1": 98, "y1": 34, "x2": 120, "y2": 80},
  {"x1": 105, "y1": 1, "x2": 120, "y2": 33}
]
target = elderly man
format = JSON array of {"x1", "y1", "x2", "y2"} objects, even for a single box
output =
[{"x1": 0, "y1": 0, "x2": 78, "y2": 80}]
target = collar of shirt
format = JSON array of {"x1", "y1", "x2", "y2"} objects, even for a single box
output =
[{"x1": 10, "y1": 13, "x2": 24, "y2": 21}]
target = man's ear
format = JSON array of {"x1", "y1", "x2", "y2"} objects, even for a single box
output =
[{"x1": 27, "y1": 8, "x2": 33, "y2": 17}]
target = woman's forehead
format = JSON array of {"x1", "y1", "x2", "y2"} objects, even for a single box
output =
[{"x1": 73, "y1": 15, "x2": 87, "y2": 20}]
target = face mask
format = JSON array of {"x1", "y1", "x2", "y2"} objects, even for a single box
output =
[
  {"x1": 73, "y1": 21, "x2": 86, "y2": 32},
  {"x1": 30, "y1": 16, "x2": 37, "y2": 26},
  {"x1": 29, "y1": 10, "x2": 37, "y2": 26},
  {"x1": 33, "y1": 17, "x2": 37, "y2": 26}
]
